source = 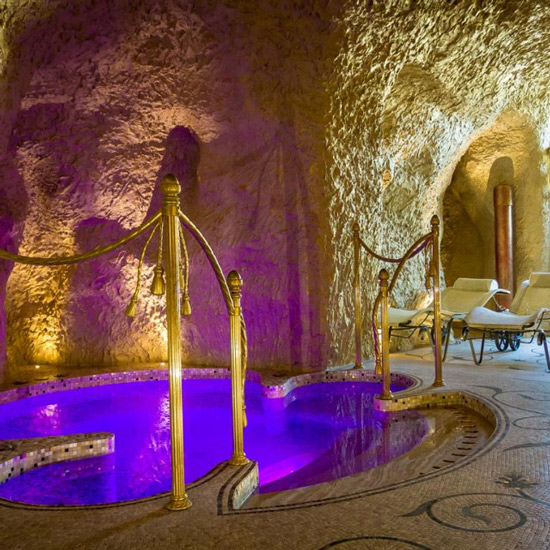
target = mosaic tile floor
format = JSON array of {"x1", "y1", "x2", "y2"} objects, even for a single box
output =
[{"x1": 0, "y1": 341, "x2": 549, "y2": 550}]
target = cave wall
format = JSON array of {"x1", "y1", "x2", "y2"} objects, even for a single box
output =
[
  {"x1": 0, "y1": 0, "x2": 334, "y2": 377},
  {"x1": 442, "y1": 112, "x2": 550, "y2": 290},
  {"x1": 0, "y1": 0, "x2": 550, "y2": 377},
  {"x1": 326, "y1": 0, "x2": 550, "y2": 360}
]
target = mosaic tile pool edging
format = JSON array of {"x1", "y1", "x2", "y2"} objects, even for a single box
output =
[
  {"x1": 261, "y1": 369, "x2": 418, "y2": 398},
  {"x1": 218, "y1": 461, "x2": 259, "y2": 512},
  {"x1": 223, "y1": 390, "x2": 507, "y2": 515},
  {"x1": 0, "y1": 366, "x2": 419, "y2": 405},
  {"x1": 373, "y1": 389, "x2": 497, "y2": 428},
  {"x1": 0, "y1": 433, "x2": 114, "y2": 486},
  {"x1": 0, "y1": 371, "x2": 500, "y2": 514},
  {"x1": 0, "y1": 367, "x2": 417, "y2": 510}
]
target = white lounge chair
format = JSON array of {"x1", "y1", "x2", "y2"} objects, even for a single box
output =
[
  {"x1": 389, "y1": 278, "x2": 508, "y2": 361},
  {"x1": 462, "y1": 272, "x2": 550, "y2": 371}
]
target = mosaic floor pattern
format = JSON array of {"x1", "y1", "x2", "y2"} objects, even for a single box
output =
[{"x1": 0, "y1": 343, "x2": 549, "y2": 550}]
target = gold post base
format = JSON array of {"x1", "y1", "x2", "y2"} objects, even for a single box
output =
[
  {"x1": 165, "y1": 494, "x2": 193, "y2": 511},
  {"x1": 377, "y1": 392, "x2": 394, "y2": 401},
  {"x1": 353, "y1": 362, "x2": 363, "y2": 370},
  {"x1": 432, "y1": 380, "x2": 445, "y2": 388},
  {"x1": 229, "y1": 454, "x2": 250, "y2": 466}
]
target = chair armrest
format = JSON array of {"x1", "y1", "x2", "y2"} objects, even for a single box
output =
[{"x1": 491, "y1": 289, "x2": 511, "y2": 312}]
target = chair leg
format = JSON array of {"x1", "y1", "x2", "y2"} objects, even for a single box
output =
[
  {"x1": 537, "y1": 331, "x2": 550, "y2": 373},
  {"x1": 468, "y1": 334, "x2": 486, "y2": 365},
  {"x1": 442, "y1": 322, "x2": 452, "y2": 362}
]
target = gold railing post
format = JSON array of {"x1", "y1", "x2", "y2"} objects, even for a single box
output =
[
  {"x1": 353, "y1": 222, "x2": 363, "y2": 369},
  {"x1": 162, "y1": 174, "x2": 192, "y2": 511},
  {"x1": 431, "y1": 215, "x2": 444, "y2": 387},
  {"x1": 377, "y1": 269, "x2": 393, "y2": 400},
  {"x1": 374, "y1": 318, "x2": 382, "y2": 375},
  {"x1": 227, "y1": 270, "x2": 249, "y2": 466}
]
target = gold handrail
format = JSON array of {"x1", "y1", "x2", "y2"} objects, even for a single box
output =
[
  {"x1": 0, "y1": 212, "x2": 161, "y2": 266},
  {"x1": 430, "y1": 215, "x2": 444, "y2": 387},
  {"x1": 353, "y1": 215, "x2": 444, "y2": 391},
  {"x1": 178, "y1": 210, "x2": 248, "y2": 458},
  {"x1": 371, "y1": 233, "x2": 431, "y2": 374},
  {"x1": 387, "y1": 233, "x2": 432, "y2": 294},
  {"x1": 378, "y1": 269, "x2": 392, "y2": 400},
  {"x1": 0, "y1": 173, "x2": 250, "y2": 511},
  {"x1": 179, "y1": 210, "x2": 233, "y2": 314}
]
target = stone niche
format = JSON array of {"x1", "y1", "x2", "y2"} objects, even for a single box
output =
[
  {"x1": 442, "y1": 112, "x2": 550, "y2": 292},
  {"x1": 1, "y1": 1, "x2": 550, "y2": 379}
]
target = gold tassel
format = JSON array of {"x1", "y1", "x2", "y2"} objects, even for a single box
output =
[
  {"x1": 125, "y1": 296, "x2": 138, "y2": 318},
  {"x1": 178, "y1": 221, "x2": 192, "y2": 316},
  {"x1": 182, "y1": 293, "x2": 192, "y2": 316},
  {"x1": 151, "y1": 265, "x2": 165, "y2": 295},
  {"x1": 125, "y1": 221, "x2": 161, "y2": 318}
]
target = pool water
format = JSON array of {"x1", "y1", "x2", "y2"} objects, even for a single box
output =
[{"x1": 0, "y1": 379, "x2": 427, "y2": 506}]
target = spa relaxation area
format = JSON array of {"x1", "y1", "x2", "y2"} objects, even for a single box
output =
[{"x1": 0, "y1": 2, "x2": 549, "y2": 549}]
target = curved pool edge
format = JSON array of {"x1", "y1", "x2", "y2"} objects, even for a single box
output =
[
  {"x1": 0, "y1": 366, "x2": 421, "y2": 406},
  {"x1": 373, "y1": 389, "x2": 498, "y2": 429},
  {"x1": 0, "y1": 366, "x2": 451, "y2": 512},
  {"x1": 224, "y1": 389, "x2": 505, "y2": 514},
  {"x1": 0, "y1": 433, "x2": 115, "y2": 487},
  {"x1": 260, "y1": 369, "x2": 419, "y2": 398}
]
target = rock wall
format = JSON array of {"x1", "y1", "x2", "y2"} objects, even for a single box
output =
[
  {"x1": 442, "y1": 111, "x2": 549, "y2": 291},
  {"x1": 326, "y1": 0, "x2": 550, "y2": 360},
  {"x1": 0, "y1": 0, "x2": 550, "y2": 378},
  {"x1": 0, "y1": 0, "x2": 334, "y2": 377}
]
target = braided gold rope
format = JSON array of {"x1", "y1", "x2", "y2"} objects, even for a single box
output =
[
  {"x1": 0, "y1": 212, "x2": 162, "y2": 266},
  {"x1": 358, "y1": 232, "x2": 430, "y2": 264},
  {"x1": 178, "y1": 211, "x2": 246, "y2": 427},
  {"x1": 388, "y1": 235, "x2": 431, "y2": 294},
  {"x1": 178, "y1": 211, "x2": 233, "y2": 315},
  {"x1": 126, "y1": 221, "x2": 161, "y2": 316},
  {"x1": 156, "y1": 217, "x2": 164, "y2": 269},
  {"x1": 240, "y1": 311, "x2": 248, "y2": 427},
  {"x1": 369, "y1": 233, "x2": 433, "y2": 367},
  {"x1": 178, "y1": 221, "x2": 191, "y2": 315}
]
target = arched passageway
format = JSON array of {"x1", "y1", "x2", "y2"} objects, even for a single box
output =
[{"x1": 442, "y1": 112, "x2": 550, "y2": 294}]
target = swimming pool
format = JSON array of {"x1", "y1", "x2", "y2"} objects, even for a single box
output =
[{"x1": 0, "y1": 378, "x2": 427, "y2": 506}]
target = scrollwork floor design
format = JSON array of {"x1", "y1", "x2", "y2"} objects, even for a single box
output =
[{"x1": 0, "y1": 343, "x2": 549, "y2": 549}]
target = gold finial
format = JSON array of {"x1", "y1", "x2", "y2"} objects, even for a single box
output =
[
  {"x1": 160, "y1": 173, "x2": 181, "y2": 196},
  {"x1": 431, "y1": 214, "x2": 440, "y2": 227},
  {"x1": 379, "y1": 268, "x2": 389, "y2": 284},
  {"x1": 227, "y1": 270, "x2": 243, "y2": 293},
  {"x1": 353, "y1": 221, "x2": 359, "y2": 232},
  {"x1": 151, "y1": 265, "x2": 166, "y2": 295}
]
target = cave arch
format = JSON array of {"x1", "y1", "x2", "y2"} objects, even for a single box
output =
[{"x1": 441, "y1": 111, "x2": 549, "y2": 291}]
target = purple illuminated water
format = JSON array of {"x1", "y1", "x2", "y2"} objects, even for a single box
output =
[{"x1": 0, "y1": 379, "x2": 427, "y2": 505}]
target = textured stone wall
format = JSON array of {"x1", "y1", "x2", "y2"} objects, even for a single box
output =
[
  {"x1": 326, "y1": 0, "x2": 550, "y2": 360},
  {"x1": 442, "y1": 111, "x2": 549, "y2": 291},
  {"x1": 0, "y1": 0, "x2": 550, "y2": 378},
  {"x1": 0, "y1": 0, "x2": 334, "y2": 377}
]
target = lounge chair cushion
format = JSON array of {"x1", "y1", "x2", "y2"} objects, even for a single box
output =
[
  {"x1": 388, "y1": 307, "x2": 429, "y2": 326},
  {"x1": 388, "y1": 278, "x2": 501, "y2": 328},
  {"x1": 441, "y1": 278, "x2": 499, "y2": 315},
  {"x1": 465, "y1": 306, "x2": 544, "y2": 330},
  {"x1": 514, "y1": 273, "x2": 550, "y2": 315},
  {"x1": 453, "y1": 278, "x2": 499, "y2": 292},
  {"x1": 529, "y1": 272, "x2": 550, "y2": 288},
  {"x1": 510, "y1": 280, "x2": 529, "y2": 313}
]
